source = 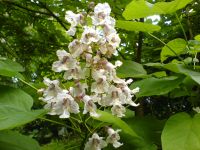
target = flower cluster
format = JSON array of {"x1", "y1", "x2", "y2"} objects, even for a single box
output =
[
  {"x1": 39, "y1": 2, "x2": 139, "y2": 119},
  {"x1": 39, "y1": 3, "x2": 139, "y2": 149},
  {"x1": 84, "y1": 128, "x2": 123, "y2": 150}
]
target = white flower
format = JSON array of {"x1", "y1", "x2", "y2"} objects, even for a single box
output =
[
  {"x1": 65, "y1": 11, "x2": 84, "y2": 36},
  {"x1": 41, "y1": 77, "x2": 62, "y2": 102},
  {"x1": 67, "y1": 26, "x2": 76, "y2": 36},
  {"x1": 99, "y1": 43, "x2": 116, "y2": 57},
  {"x1": 106, "y1": 128, "x2": 123, "y2": 148},
  {"x1": 119, "y1": 86, "x2": 139, "y2": 107},
  {"x1": 106, "y1": 33, "x2": 121, "y2": 49},
  {"x1": 69, "y1": 82, "x2": 88, "y2": 98},
  {"x1": 81, "y1": 27, "x2": 100, "y2": 44},
  {"x1": 63, "y1": 66, "x2": 85, "y2": 80},
  {"x1": 126, "y1": 79, "x2": 133, "y2": 85},
  {"x1": 85, "y1": 53, "x2": 93, "y2": 66},
  {"x1": 106, "y1": 85, "x2": 126, "y2": 105},
  {"x1": 68, "y1": 39, "x2": 84, "y2": 58},
  {"x1": 94, "y1": 3, "x2": 111, "y2": 19},
  {"x1": 43, "y1": 90, "x2": 80, "y2": 118},
  {"x1": 91, "y1": 69, "x2": 109, "y2": 94},
  {"x1": 115, "y1": 60, "x2": 122, "y2": 67},
  {"x1": 111, "y1": 104, "x2": 126, "y2": 118},
  {"x1": 92, "y1": 15, "x2": 115, "y2": 27},
  {"x1": 104, "y1": 17, "x2": 115, "y2": 27},
  {"x1": 83, "y1": 95, "x2": 100, "y2": 117},
  {"x1": 102, "y1": 19, "x2": 116, "y2": 35},
  {"x1": 84, "y1": 133, "x2": 107, "y2": 150},
  {"x1": 52, "y1": 50, "x2": 77, "y2": 72},
  {"x1": 193, "y1": 107, "x2": 200, "y2": 113},
  {"x1": 132, "y1": 87, "x2": 140, "y2": 94},
  {"x1": 65, "y1": 11, "x2": 80, "y2": 26},
  {"x1": 57, "y1": 91, "x2": 80, "y2": 118}
]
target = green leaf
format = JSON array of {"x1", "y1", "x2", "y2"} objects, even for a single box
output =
[
  {"x1": 121, "y1": 116, "x2": 165, "y2": 150},
  {"x1": 123, "y1": 0, "x2": 192, "y2": 20},
  {"x1": 0, "y1": 58, "x2": 24, "y2": 72},
  {"x1": 42, "y1": 139, "x2": 82, "y2": 150},
  {"x1": 151, "y1": 71, "x2": 167, "y2": 78},
  {"x1": 161, "y1": 38, "x2": 187, "y2": 62},
  {"x1": 117, "y1": 61, "x2": 147, "y2": 78},
  {"x1": 0, "y1": 85, "x2": 33, "y2": 111},
  {"x1": 163, "y1": 63, "x2": 200, "y2": 85},
  {"x1": 170, "y1": 88, "x2": 190, "y2": 98},
  {"x1": 144, "y1": 63, "x2": 200, "y2": 85},
  {"x1": 116, "y1": 20, "x2": 161, "y2": 32},
  {"x1": 93, "y1": 110, "x2": 140, "y2": 138},
  {"x1": 194, "y1": 34, "x2": 200, "y2": 41},
  {"x1": 130, "y1": 76, "x2": 184, "y2": 97},
  {"x1": 0, "y1": 85, "x2": 46, "y2": 130},
  {"x1": 123, "y1": 0, "x2": 154, "y2": 20},
  {"x1": 162, "y1": 113, "x2": 200, "y2": 150},
  {"x1": 0, "y1": 58, "x2": 24, "y2": 78},
  {"x1": 0, "y1": 130, "x2": 40, "y2": 150}
]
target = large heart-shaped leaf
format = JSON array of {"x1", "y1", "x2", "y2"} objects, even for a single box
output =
[
  {"x1": 0, "y1": 130, "x2": 40, "y2": 150},
  {"x1": 0, "y1": 85, "x2": 46, "y2": 130},
  {"x1": 161, "y1": 38, "x2": 187, "y2": 62},
  {"x1": 116, "y1": 20, "x2": 161, "y2": 32},
  {"x1": 130, "y1": 76, "x2": 184, "y2": 97},
  {"x1": 163, "y1": 63, "x2": 200, "y2": 85},
  {"x1": 162, "y1": 113, "x2": 200, "y2": 150},
  {"x1": 117, "y1": 60, "x2": 147, "y2": 78},
  {"x1": 0, "y1": 58, "x2": 24, "y2": 78},
  {"x1": 123, "y1": 0, "x2": 192, "y2": 20},
  {"x1": 120, "y1": 116, "x2": 165, "y2": 150},
  {"x1": 195, "y1": 34, "x2": 200, "y2": 41},
  {"x1": 145, "y1": 63, "x2": 200, "y2": 85}
]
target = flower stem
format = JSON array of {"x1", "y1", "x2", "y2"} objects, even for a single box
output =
[
  {"x1": 39, "y1": 117, "x2": 82, "y2": 133},
  {"x1": 18, "y1": 78, "x2": 38, "y2": 91},
  {"x1": 148, "y1": 33, "x2": 186, "y2": 65}
]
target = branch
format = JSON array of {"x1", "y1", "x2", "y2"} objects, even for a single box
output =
[
  {"x1": 135, "y1": 18, "x2": 144, "y2": 63},
  {"x1": 38, "y1": 1, "x2": 68, "y2": 31},
  {"x1": 2, "y1": 0, "x2": 68, "y2": 31},
  {"x1": 2, "y1": 0, "x2": 51, "y2": 16}
]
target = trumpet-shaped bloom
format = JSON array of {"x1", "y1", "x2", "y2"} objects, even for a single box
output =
[
  {"x1": 106, "y1": 33, "x2": 121, "y2": 49},
  {"x1": 111, "y1": 104, "x2": 126, "y2": 118},
  {"x1": 63, "y1": 66, "x2": 85, "y2": 80},
  {"x1": 94, "y1": 3, "x2": 111, "y2": 19},
  {"x1": 41, "y1": 77, "x2": 62, "y2": 102},
  {"x1": 68, "y1": 39, "x2": 84, "y2": 58},
  {"x1": 81, "y1": 27, "x2": 100, "y2": 44},
  {"x1": 57, "y1": 91, "x2": 80, "y2": 118},
  {"x1": 65, "y1": 11, "x2": 84, "y2": 36},
  {"x1": 91, "y1": 69, "x2": 109, "y2": 94},
  {"x1": 52, "y1": 50, "x2": 77, "y2": 72},
  {"x1": 106, "y1": 128, "x2": 123, "y2": 148},
  {"x1": 84, "y1": 133, "x2": 107, "y2": 150},
  {"x1": 83, "y1": 95, "x2": 100, "y2": 117}
]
